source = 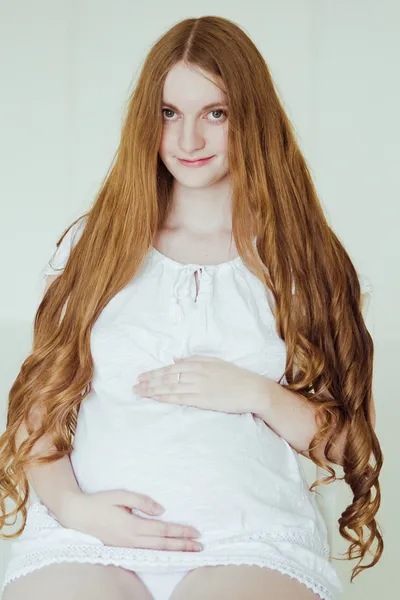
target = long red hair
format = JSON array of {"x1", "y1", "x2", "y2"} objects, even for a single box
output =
[{"x1": 0, "y1": 15, "x2": 383, "y2": 583}]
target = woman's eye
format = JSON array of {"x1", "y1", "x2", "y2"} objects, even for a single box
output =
[
  {"x1": 209, "y1": 109, "x2": 227, "y2": 121},
  {"x1": 162, "y1": 109, "x2": 176, "y2": 120},
  {"x1": 162, "y1": 109, "x2": 227, "y2": 122}
]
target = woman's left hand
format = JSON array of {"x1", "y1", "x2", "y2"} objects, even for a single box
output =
[{"x1": 132, "y1": 355, "x2": 267, "y2": 415}]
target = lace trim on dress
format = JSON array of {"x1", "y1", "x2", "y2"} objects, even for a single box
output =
[
  {"x1": 23, "y1": 502, "x2": 330, "y2": 558},
  {"x1": 211, "y1": 529, "x2": 331, "y2": 558},
  {"x1": 2, "y1": 545, "x2": 336, "y2": 600},
  {"x1": 2, "y1": 502, "x2": 339, "y2": 600}
]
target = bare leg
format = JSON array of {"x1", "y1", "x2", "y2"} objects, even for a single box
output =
[
  {"x1": 170, "y1": 565, "x2": 322, "y2": 600},
  {"x1": 2, "y1": 562, "x2": 154, "y2": 600}
]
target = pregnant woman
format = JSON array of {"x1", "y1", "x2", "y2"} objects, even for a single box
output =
[{"x1": 0, "y1": 15, "x2": 383, "y2": 600}]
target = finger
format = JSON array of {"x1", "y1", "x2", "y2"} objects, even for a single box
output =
[
  {"x1": 109, "y1": 490, "x2": 164, "y2": 516},
  {"x1": 132, "y1": 535, "x2": 203, "y2": 552},
  {"x1": 133, "y1": 380, "x2": 194, "y2": 397},
  {"x1": 121, "y1": 494, "x2": 164, "y2": 516},
  {"x1": 150, "y1": 392, "x2": 197, "y2": 405},
  {"x1": 152, "y1": 371, "x2": 195, "y2": 386},
  {"x1": 133, "y1": 516, "x2": 201, "y2": 539},
  {"x1": 145, "y1": 382, "x2": 195, "y2": 396},
  {"x1": 138, "y1": 363, "x2": 194, "y2": 383}
]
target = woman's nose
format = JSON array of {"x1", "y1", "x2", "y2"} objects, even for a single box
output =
[{"x1": 178, "y1": 122, "x2": 205, "y2": 154}]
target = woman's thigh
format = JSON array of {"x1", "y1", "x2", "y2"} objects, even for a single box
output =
[
  {"x1": 2, "y1": 562, "x2": 153, "y2": 600},
  {"x1": 169, "y1": 565, "x2": 322, "y2": 600}
]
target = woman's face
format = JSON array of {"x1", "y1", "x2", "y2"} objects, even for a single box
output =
[{"x1": 159, "y1": 61, "x2": 229, "y2": 188}]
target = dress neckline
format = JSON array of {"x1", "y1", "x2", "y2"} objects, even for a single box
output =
[{"x1": 150, "y1": 245, "x2": 244, "y2": 270}]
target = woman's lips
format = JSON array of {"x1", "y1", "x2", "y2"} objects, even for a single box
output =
[{"x1": 177, "y1": 156, "x2": 214, "y2": 167}]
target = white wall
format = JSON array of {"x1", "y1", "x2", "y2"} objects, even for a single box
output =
[{"x1": 1, "y1": 1, "x2": 398, "y2": 597}]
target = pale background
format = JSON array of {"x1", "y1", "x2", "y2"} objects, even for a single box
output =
[{"x1": 0, "y1": 0, "x2": 398, "y2": 597}]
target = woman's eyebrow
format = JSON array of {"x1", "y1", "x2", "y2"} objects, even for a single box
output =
[{"x1": 161, "y1": 102, "x2": 228, "y2": 112}]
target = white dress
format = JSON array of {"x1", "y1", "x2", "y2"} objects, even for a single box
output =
[{"x1": 2, "y1": 216, "x2": 373, "y2": 599}]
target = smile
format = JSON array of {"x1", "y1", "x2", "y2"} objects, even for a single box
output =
[{"x1": 177, "y1": 156, "x2": 215, "y2": 167}]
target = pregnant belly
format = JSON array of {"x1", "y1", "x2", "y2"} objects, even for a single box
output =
[{"x1": 70, "y1": 401, "x2": 316, "y2": 538}]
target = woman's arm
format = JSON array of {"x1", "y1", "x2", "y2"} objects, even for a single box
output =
[
  {"x1": 253, "y1": 379, "x2": 338, "y2": 463},
  {"x1": 15, "y1": 420, "x2": 82, "y2": 526},
  {"x1": 254, "y1": 284, "x2": 376, "y2": 466},
  {"x1": 254, "y1": 375, "x2": 376, "y2": 466}
]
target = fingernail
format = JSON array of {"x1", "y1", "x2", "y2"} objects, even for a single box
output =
[{"x1": 154, "y1": 505, "x2": 165, "y2": 514}]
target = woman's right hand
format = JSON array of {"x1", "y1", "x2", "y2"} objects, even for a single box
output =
[{"x1": 58, "y1": 489, "x2": 203, "y2": 552}]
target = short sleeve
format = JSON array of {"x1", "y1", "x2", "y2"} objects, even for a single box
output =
[{"x1": 41, "y1": 215, "x2": 88, "y2": 278}]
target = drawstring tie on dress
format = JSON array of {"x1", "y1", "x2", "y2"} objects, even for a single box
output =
[{"x1": 169, "y1": 266, "x2": 213, "y2": 324}]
